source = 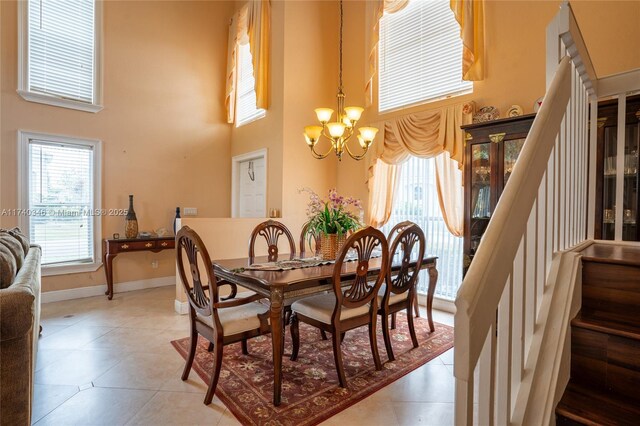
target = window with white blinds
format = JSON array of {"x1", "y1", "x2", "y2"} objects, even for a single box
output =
[
  {"x1": 19, "y1": 132, "x2": 102, "y2": 273},
  {"x1": 381, "y1": 155, "x2": 463, "y2": 300},
  {"x1": 19, "y1": 0, "x2": 102, "y2": 112},
  {"x1": 236, "y1": 42, "x2": 265, "y2": 127},
  {"x1": 378, "y1": 0, "x2": 472, "y2": 112}
]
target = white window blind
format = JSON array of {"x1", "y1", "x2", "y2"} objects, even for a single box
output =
[
  {"x1": 27, "y1": 0, "x2": 96, "y2": 103},
  {"x1": 236, "y1": 42, "x2": 265, "y2": 126},
  {"x1": 28, "y1": 140, "x2": 95, "y2": 266},
  {"x1": 379, "y1": 0, "x2": 472, "y2": 112},
  {"x1": 381, "y1": 156, "x2": 463, "y2": 300}
]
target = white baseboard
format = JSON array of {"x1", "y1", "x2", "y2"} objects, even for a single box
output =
[
  {"x1": 174, "y1": 299, "x2": 189, "y2": 315},
  {"x1": 42, "y1": 276, "x2": 175, "y2": 303},
  {"x1": 417, "y1": 293, "x2": 456, "y2": 314}
]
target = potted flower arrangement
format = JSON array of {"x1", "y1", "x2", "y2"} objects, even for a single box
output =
[{"x1": 300, "y1": 188, "x2": 364, "y2": 260}]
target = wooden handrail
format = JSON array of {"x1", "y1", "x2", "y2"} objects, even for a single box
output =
[{"x1": 454, "y1": 55, "x2": 572, "y2": 381}]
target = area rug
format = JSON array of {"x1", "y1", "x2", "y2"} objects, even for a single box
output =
[{"x1": 171, "y1": 313, "x2": 454, "y2": 426}]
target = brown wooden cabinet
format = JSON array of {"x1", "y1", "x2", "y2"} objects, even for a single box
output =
[
  {"x1": 461, "y1": 114, "x2": 536, "y2": 273},
  {"x1": 594, "y1": 94, "x2": 640, "y2": 241}
]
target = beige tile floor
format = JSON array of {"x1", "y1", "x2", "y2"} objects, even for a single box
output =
[{"x1": 34, "y1": 286, "x2": 456, "y2": 426}]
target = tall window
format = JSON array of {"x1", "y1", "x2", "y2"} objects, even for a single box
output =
[
  {"x1": 236, "y1": 43, "x2": 265, "y2": 127},
  {"x1": 378, "y1": 0, "x2": 472, "y2": 112},
  {"x1": 381, "y1": 156, "x2": 463, "y2": 300},
  {"x1": 19, "y1": 132, "x2": 102, "y2": 275},
  {"x1": 18, "y1": 0, "x2": 102, "y2": 112}
]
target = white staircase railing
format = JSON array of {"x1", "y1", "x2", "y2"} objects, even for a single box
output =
[{"x1": 453, "y1": 2, "x2": 595, "y2": 424}]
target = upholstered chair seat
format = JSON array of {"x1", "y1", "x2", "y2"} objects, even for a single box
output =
[
  {"x1": 196, "y1": 302, "x2": 269, "y2": 336},
  {"x1": 376, "y1": 288, "x2": 409, "y2": 306},
  {"x1": 291, "y1": 293, "x2": 370, "y2": 324}
]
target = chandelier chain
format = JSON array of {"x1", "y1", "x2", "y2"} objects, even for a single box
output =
[{"x1": 338, "y1": 0, "x2": 343, "y2": 91}]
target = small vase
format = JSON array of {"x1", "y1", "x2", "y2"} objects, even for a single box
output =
[
  {"x1": 173, "y1": 207, "x2": 180, "y2": 235},
  {"x1": 124, "y1": 195, "x2": 138, "y2": 239},
  {"x1": 320, "y1": 233, "x2": 347, "y2": 260}
]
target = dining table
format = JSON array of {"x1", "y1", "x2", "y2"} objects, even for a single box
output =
[{"x1": 212, "y1": 253, "x2": 438, "y2": 406}]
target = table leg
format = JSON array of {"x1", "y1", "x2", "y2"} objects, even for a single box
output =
[
  {"x1": 104, "y1": 254, "x2": 116, "y2": 300},
  {"x1": 427, "y1": 265, "x2": 438, "y2": 333},
  {"x1": 270, "y1": 286, "x2": 285, "y2": 406},
  {"x1": 413, "y1": 276, "x2": 420, "y2": 318}
]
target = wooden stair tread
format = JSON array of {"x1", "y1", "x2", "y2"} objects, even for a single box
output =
[
  {"x1": 581, "y1": 243, "x2": 640, "y2": 267},
  {"x1": 556, "y1": 383, "x2": 640, "y2": 425},
  {"x1": 572, "y1": 316, "x2": 640, "y2": 341}
]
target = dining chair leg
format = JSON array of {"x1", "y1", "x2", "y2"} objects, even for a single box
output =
[
  {"x1": 391, "y1": 312, "x2": 396, "y2": 330},
  {"x1": 407, "y1": 303, "x2": 419, "y2": 349},
  {"x1": 204, "y1": 338, "x2": 224, "y2": 405},
  {"x1": 368, "y1": 318, "x2": 383, "y2": 371},
  {"x1": 413, "y1": 292, "x2": 420, "y2": 318},
  {"x1": 182, "y1": 329, "x2": 198, "y2": 380},
  {"x1": 331, "y1": 330, "x2": 348, "y2": 388},
  {"x1": 340, "y1": 332, "x2": 346, "y2": 344},
  {"x1": 207, "y1": 342, "x2": 214, "y2": 352},
  {"x1": 320, "y1": 330, "x2": 328, "y2": 340},
  {"x1": 289, "y1": 313, "x2": 300, "y2": 361},
  {"x1": 241, "y1": 339, "x2": 249, "y2": 355},
  {"x1": 381, "y1": 312, "x2": 395, "y2": 362}
]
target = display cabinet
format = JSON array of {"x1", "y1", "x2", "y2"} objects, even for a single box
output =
[
  {"x1": 461, "y1": 114, "x2": 536, "y2": 274},
  {"x1": 595, "y1": 95, "x2": 640, "y2": 241}
]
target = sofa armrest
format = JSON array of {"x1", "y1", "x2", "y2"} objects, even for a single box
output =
[{"x1": 0, "y1": 287, "x2": 35, "y2": 342}]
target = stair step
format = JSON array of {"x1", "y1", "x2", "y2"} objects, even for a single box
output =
[
  {"x1": 581, "y1": 257, "x2": 640, "y2": 326},
  {"x1": 570, "y1": 316, "x2": 640, "y2": 402},
  {"x1": 556, "y1": 383, "x2": 640, "y2": 425},
  {"x1": 572, "y1": 317, "x2": 640, "y2": 341},
  {"x1": 581, "y1": 243, "x2": 640, "y2": 267}
]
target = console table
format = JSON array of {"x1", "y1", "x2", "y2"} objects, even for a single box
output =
[{"x1": 102, "y1": 236, "x2": 175, "y2": 300}]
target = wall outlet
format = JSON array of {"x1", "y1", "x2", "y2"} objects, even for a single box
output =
[
  {"x1": 183, "y1": 207, "x2": 197, "y2": 216},
  {"x1": 151, "y1": 260, "x2": 159, "y2": 269}
]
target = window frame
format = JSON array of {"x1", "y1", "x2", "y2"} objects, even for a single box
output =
[
  {"x1": 377, "y1": 1, "x2": 473, "y2": 114},
  {"x1": 235, "y1": 42, "x2": 266, "y2": 127},
  {"x1": 17, "y1": 0, "x2": 104, "y2": 113},
  {"x1": 17, "y1": 130, "x2": 103, "y2": 276}
]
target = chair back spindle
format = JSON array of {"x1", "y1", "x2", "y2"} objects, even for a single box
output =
[
  {"x1": 299, "y1": 221, "x2": 321, "y2": 257},
  {"x1": 248, "y1": 220, "x2": 296, "y2": 262},
  {"x1": 176, "y1": 226, "x2": 216, "y2": 317},
  {"x1": 386, "y1": 223, "x2": 425, "y2": 298},
  {"x1": 332, "y1": 227, "x2": 389, "y2": 314}
]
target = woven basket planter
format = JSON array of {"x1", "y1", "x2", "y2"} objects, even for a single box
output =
[{"x1": 319, "y1": 233, "x2": 347, "y2": 260}]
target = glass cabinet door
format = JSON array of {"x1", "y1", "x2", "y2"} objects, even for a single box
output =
[
  {"x1": 504, "y1": 138, "x2": 526, "y2": 186},
  {"x1": 470, "y1": 143, "x2": 491, "y2": 255},
  {"x1": 623, "y1": 114, "x2": 639, "y2": 240},
  {"x1": 602, "y1": 123, "x2": 617, "y2": 240},
  {"x1": 600, "y1": 97, "x2": 640, "y2": 241}
]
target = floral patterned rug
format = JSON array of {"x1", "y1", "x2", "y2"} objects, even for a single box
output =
[{"x1": 171, "y1": 313, "x2": 454, "y2": 426}]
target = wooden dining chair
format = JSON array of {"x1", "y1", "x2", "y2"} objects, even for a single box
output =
[
  {"x1": 387, "y1": 221, "x2": 421, "y2": 321},
  {"x1": 289, "y1": 227, "x2": 389, "y2": 387},
  {"x1": 176, "y1": 226, "x2": 271, "y2": 405},
  {"x1": 299, "y1": 221, "x2": 321, "y2": 257},
  {"x1": 248, "y1": 220, "x2": 296, "y2": 262},
  {"x1": 378, "y1": 223, "x2": 425, "y2": 361}
]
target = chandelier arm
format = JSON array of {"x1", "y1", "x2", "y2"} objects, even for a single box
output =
[
  {"x1": 310, "y1": 143, "x2": 335, "y2": 159},
  {"x1": 343, "y1": 141, "x2": 369, "y2": 161}
]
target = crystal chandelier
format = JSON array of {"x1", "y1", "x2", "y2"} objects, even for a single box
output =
[{"x1": 303, "y1": 0, "x2": 378, "y2": 161}]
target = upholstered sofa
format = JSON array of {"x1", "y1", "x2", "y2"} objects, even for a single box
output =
[{"x1": 0, "y1": 228, "x2": 41, "y2": 425}]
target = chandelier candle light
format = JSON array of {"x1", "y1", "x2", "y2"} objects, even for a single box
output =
[{"x1": 303, "y1": 0, "x2": 378, "y2": 161}]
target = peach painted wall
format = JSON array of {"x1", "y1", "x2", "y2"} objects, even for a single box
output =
[
  {"x1": 336, "y1": 0, "x2": 640, "y2": 216},
  {"x1": 281, "y1": 0, "x2": 339, "y2": 231},
  {"x1": 230, "y1": 0, "x2": 339, "y2": 234},
  {"x1": 230, "y1": 0, "x2": 285, "y2": 215},
  {"x1": 1, "y1": 0, "x2": 235, "y2": 292}
]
